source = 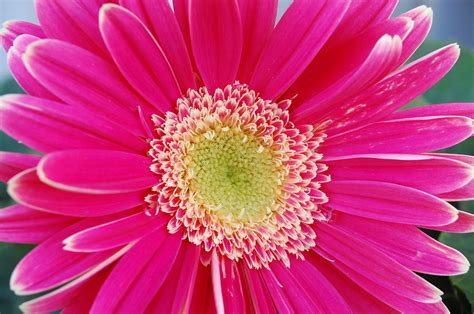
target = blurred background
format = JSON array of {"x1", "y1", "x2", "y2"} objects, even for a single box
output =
[{"x1": 0, "y1": 0, "x2": 473, "y2": 313}]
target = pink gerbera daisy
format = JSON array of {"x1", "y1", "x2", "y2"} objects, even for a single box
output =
[{"x1": 1, "y1": 0, "x2": 473, "y2": 312}]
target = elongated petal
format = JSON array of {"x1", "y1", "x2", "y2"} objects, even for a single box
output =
[
  {"x1": 325, "y1": 154, "x2": 473, "y2": 194},
  {"x1": 437, "y1": 181, "x2": 474, "y2": 201},
  {"x1": 332, "y1": 212, "x2": 470, "y2": 275},
  {"x1": 0, "y1": 205, "x2": 75, "y2": 244},
  {"x1": 391, "y1": 103, "x2": 474, "y2": 120},
  {"x1": 250, "y1": 0, "x2": 350, "y2": 99},
  {"x1": 119, "y1": 0, "x2": 196, "y2": 92},
  {"x1": 398, "y1": 5, "x2": 433, "y2": 63},
  {"x1": 324, "y1": 180, "x2": 458, "y2": 226},
  {"x1": 241, "y1": 267, "x2": 275, "y2": 314},
  {"x1": 237, "y1": 0, "x2": 278, "y2": 82},
  {"x1": 24, "y1": 39, "x2": 149, "y2": 135},
  {"x1": 7, "y1": 35, "x2": 58, "y2": 99},
  {"x1": 188, "y1": 263, "x2": 216, "y2": 313},
  {"x1": 0, "y1": 152, "x2": 40, "y2": 182},
  {"x1": 321, "y1": 116, "x2": 473, "y2": 157},
  {"x1": 211, "y1": 253, "x2": 245, "y2": 313},
  {"x1": 11, "y1": 218, "x2": 124, "y2": 295},
  {"x1": 91, "y1": 229, "x2": 182, "y2": 313},
  {"x1": 35, "y1": 0, "x2": 109, "y2": 54},
  {"x1": 8, "y1": 169, "x2": 145, "y2": 217},
  {"x1": 38, "y1": 150, "x2": 156, "y2": 194},
  {"x1": 190, "y1": 0, "x2": 242, "y2": 91},
  {"x1": 0, "y1": 95, "x2": 147, "y2": 153},
  {"x1": 314, "y1": 221, "x2": 443, "y2": 303},
  {"x1": 308, "y1": 254, "x2": 395, "y2": 314},
  {"x1": 422, "y1": 211, "x2": 474, "y2": 233},
  {"x1": 19, "y1": 245, "x2": 131, "y2": 313},
  {"x1": 146, "y1": 243, "x2": 200, "y2": 313},
  {"x1": 99, "y1": 4, "x2": 179, "y2": 112},
  {"x1": 1, "y1": 20, "x2": 44, "y2": 51},
  {"x1": 64, "y1": 212, "x2": 167, "y2": 252}
]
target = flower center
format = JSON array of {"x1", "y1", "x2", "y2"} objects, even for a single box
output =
[
  {"x1": 147, "y1": 84, "x2": 329, "y2": 268},
  {"x1": 185, "y1": 127, "x2": 283, "y2": 223}
]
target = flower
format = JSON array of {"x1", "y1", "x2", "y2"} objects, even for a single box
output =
[{"x1": 0, "y1": 0, "x2": 473, "y2": 312}]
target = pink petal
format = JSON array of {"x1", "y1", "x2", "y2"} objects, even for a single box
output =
[
  {"x1": 99, "y1": 4, "x2": 180, "y2": 113},
  {"x1": 429, "y1": 153, "x2": 474, "y2": 166},
  {"x1": 250, "y1": 0, "x2": 350, "y2": 100},
  {"x1": 237, "y1": 0, "x2": 278, "y2": 83},
  {"x1": 308, "y1": 253, "x2": 395, "y2": 314},
  {"x1": 7, "y1": 34, "x2": 58, "y2": 99},
  {"x1": 288, "y1": 16, "x2": 412, "y2": 111},
  {"x1": 63, "y1": 212, "x2": 167, "y2": 252},
  {"x1": 0, "y1": 94, "x2": 147, "y2": 153},
  {"x1": 35, "y1": 0, "x2": 109, "y2": 55},
  {"x1": 0, "y1": 20, "x2": 44, "y2": 51},
  {"x1": 23, "y1": 39, "x2": 150, "y2": 135},
  {"x1": 325, "y1": 0, "x2": 398, "y2": 47},
  {"x1": 295, "y1": 45, "x2": 461, "y2": 130},
  {"x1": 321, "y1": 116, "x2": 473, "y2": 157},
  {"x1": 189, "y1": 0, "x2": 242, "y2": 91},
  {"x1": 391, "y1": 103, "x2": 474, "y2": 120},
  {"x1": 332, "y1": 212, "x2": 470, "y2": 275},
  {"x1": 146, "y1": 243, "x2": 200, "y2": 313},
  {"x1": 211, "y1": 252, "x2": 245, "y2": 313},
  {"x1": 436, "y1": 180, "x2": 474, "y2": 201},
  {"x1": 323, "y1": 180, "x2": 458, "y2": 226},
  {"x1": 325, "y1": 154, "x2": 473, "y2": 194},
  {"x1": 274, "y1": 257, "x2": 351, "y2": 313},
  {"x1": 11, "y1": 217, "x2": 126, "y2": 295},
  {"x1": 20, "y1": 245, "x2": 130, "y2": 313},
  {"x1": 0, "y1": 204, "x2": 75, "y2": 244},
  {"x1": 398, "y1": 6, "x2": 433, "y2": 63},
  {"x1": 422, "y1": 211, "x2": 474, "y2": 233},
  {"x1": 8, "y1": 169, "x2": 145, "y2": 217},
  {"x1": 0, "y1": 152, "x2": 40, "y2": 182},
  {"x1": 240, "y1": 267, "x2": 274, "y2": 314},
  {"x1": 172, "y1": 0, "x2": 195, "y2": 70},
  {"x1": 314, "y1": 221, "x2": 443, "y2": 303},
  {"x1": 119, "y1": 0, "x2": 196, "y2": 92},
  {"x1": 38, "y1": 149, "x2": 156, "y2": 194},
  {"x1": 91, "y1": 228, "x2": 182, "y2": 313},
  {"x1": 188, "y1": 263, "x2": 216, "y2": 313}
]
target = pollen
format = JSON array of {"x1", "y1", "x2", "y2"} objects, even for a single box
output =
[{"x1": 147, "y1": 84, "x2": 329, "y2": 268}]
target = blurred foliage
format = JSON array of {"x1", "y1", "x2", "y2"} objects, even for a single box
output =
[{"x1": 0, "y1": 40, "x2": 473, "y2": 313}]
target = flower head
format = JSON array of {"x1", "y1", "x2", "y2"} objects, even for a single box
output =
[{"x1": 0, "y1": 0, "x2": 473, "y2": 313}]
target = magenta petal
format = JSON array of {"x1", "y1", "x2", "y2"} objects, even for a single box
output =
[
  {"x1": 436, "y1": 181, "x2": 474, "y2": 201},
  {"x1": 423, "y1": 211, "x2": 474, "y2": 233},
  {"x1": 0, "y1": 152, "x2": 40, "y2": 182},
  {"x1": 19, "y1": 246, "x2": 129, "y2": 313},
  {"x1": 211, "y1": 252, "x2": 245, "y2": 313},
  {"x1": 241, "y1": 267, "x2": 274, "y2": 314},
  {"x1": 190, "y1": 0, "x2": 242, "y2": 91},
  {"x1": 64, "y1": 212, "x2": 167, "y2": 252},
  {"x1": 391, "y1": 103, "x2": 474, "y2": 120},
  {"x1": 398, "y1": 5, "x2": 433, "y2": 63},
  {"x1": 8, "y1": 169, "x2": 145, "y2": 217},
  {"x1": 99, "y1": 4, "x2": 179, "y2": 113},
  {"x1": 146, "y1": 243, "x2": 200, "y2": 313},
  {"x1": 38, "y1": 149, "x2": 156, "y2": 194},
  {"x1": 237, "y1": 0, "x2": 278, "y2": 82},
  {"x1": 321, "y1": 116, "x2": 473, "y2": 156},
  {"x1": 315, "y1": 221, "x2": 443, "y2": 303},
  {"x1": 332, "y1": 212, "x2": 470, "y2": 275},
  {"x1": 250, "y1": 0, "x2": 350, "y2": 100},
  {"x1": 0, "y1": 204, "x2": 75, "y2": 244},
  {"x1": 325, "y1": 154, "x2": 473, "y2": 194},
  {"x1": 119, "y1": 0, "x2": 196, "y2": 92},
  {"x1": 35, "y1": 0, "x2": 108, "y2": 55},
  {"x1": 23, "y1": 39, "x2": 149, "y2": 135},
  {"x1": 275, "y1": 258, "x2": 351, "y2": 313},
  {"x1": 324, "y1": 180, "x2": 458, "y2": 226},
  {"x1": 0, "y1": 95, "x2": 147, "y2": 153},
  {"x1": 0, "y1": 20, "x2": 44, "y2": 51},
  {"x1": 91, "y1": 229, "x2": 182, "y2": 313},
  {"x1": 7, "y1": 35, "x2": 58, "y2": 100},
  {"x1": 11, "y1": 218, "x2": 126, "y2": 295}
]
